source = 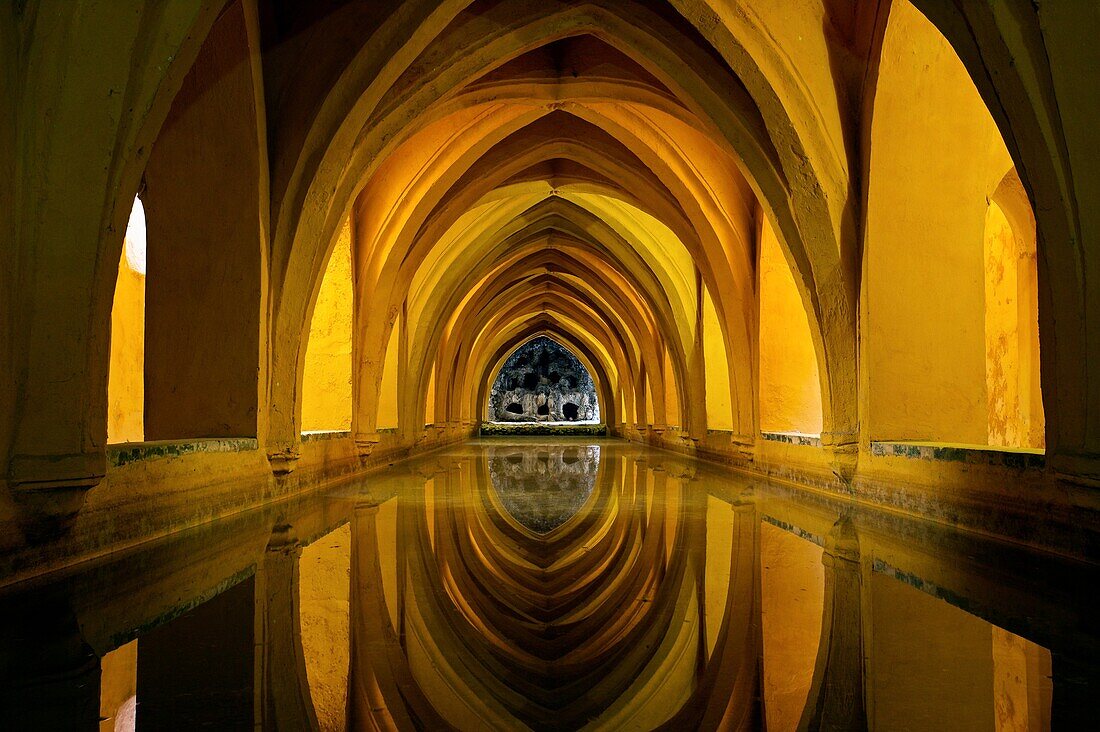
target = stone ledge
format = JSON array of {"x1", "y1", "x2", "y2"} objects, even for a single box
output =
[
  {"x1": 870, "y1": 441, "x2": 1045, "y2": 469},
  {"x1": 762, "y1": 431, "x2": 823, "y2": 447},
  {"x1": 108, "y1": 438, "x2": 259, "y2": 468},
  {"x1": 300, "y1": 430, "x2": 351, "y2": 443},
  {"x1": 479, "y1": 422, "x2": 607, "y2": 437}
]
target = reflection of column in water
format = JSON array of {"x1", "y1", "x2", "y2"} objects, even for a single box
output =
[
  {"x1": 346, "y1": 501, "x2": 445, "y2": 730},
  {"x1": 660, "y1": 500, "x2": 764, "y2": 729},
  {"x1": 258, "y1": 526, "x2": 320, "y2": 730},
  {"x1": 797, "y1": 516, "x2": 867, "y2": 732}
]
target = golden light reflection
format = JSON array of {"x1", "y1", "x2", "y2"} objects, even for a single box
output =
[{"x1": 291, "y1": 441, "x2": 1053, "y2": 731}]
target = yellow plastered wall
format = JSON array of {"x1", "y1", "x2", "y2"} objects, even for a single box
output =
[
  {"x1": 377, "y1": 320, "x2": 401, "y2": 429},
  {"x1": 703, "y1": 288, "x2": 734, "y2": 431},
  {"x1": 663, "y1": 349, "x2": 679, "y2": 428},
  {"x1": 644, "y1": 373, "x2": 654, "y2": 426},
  {"x1": 758, "y1": 219, "x2": 822, "y2": 435},
  {"x1": 984, "y1": 203, "x2": 1021, "y2": 447},
  {"x1": 865, "y1": 0, "x2": 1013, "y2": 444},
  {"x1": 425, "y1": 367, "x2": 436, "y2": 426},
  {"x1": 107, "y1": 236, "x2": 145, "y2": 444},
  {"x1": 302, "y1": 219, "x2": 353, "y2": 432},
  {"x1": 984, "y1": 201, "x2": 1044, "y2": 449}
]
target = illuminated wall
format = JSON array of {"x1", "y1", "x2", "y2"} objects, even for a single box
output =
[
  {"x1": 703, "y1": 287, "x2": 735, "y2": 431},
  {"x1": 302, "y1": 218, "x2": 353, "y2": 432},
  {"x1": 758, "y1": 218, "x2": 823, "y2": 435},
  {"x1": 140, "y1": 2, "x2": 264, "y2": 441},
  {"x1": 864, "y1": 0, "x2": 1033, "y2": 448},
  {"x1": 107, "y1": 199, "x2": 146, "y2": 444},
  {"x1": 376, "y1": 321, "x2": 401, "y2": 431},
  {"x1": 984, "y1": 179, "x2": 1044, "y2": 449}
]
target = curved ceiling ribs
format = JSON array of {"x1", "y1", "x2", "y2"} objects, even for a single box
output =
[{"x1": 266, "y1": 0, "x2": 857, "y2": 452}]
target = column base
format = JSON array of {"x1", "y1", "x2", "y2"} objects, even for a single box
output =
[
  {"x1": 8, "y1": 451, "x2": 104, "y2": 540},
  {"x1": 266, "y1": 445, "x2": 300, "y2": 475}
]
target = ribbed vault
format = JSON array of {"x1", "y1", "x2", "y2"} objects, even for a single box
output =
[{"x1": 265, "y1": 4, "x2": 859, "y2": 456}]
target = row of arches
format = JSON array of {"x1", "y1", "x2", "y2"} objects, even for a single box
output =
[
  {"x1": 7, "y1": 0, "x2": 1094, "y2": 502},
  {"x1": 106, "y1": 0, "x2": 1043, "y2": 458}
]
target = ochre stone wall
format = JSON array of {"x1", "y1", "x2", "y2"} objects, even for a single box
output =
[
  {"x1": 302, "y1": 220, "x2": 353, "y2": 432},
  {"x1": 107, "y1": 229, "x2": 145, "y2": 445},
  {"x1": 865, "y1": 0, "x2": 1015, "y2": 445},
  {"x1": 376, "y1": 322, "x2": 401, "y2": 430},
  {"x1": 758, "y1": 218, "x2": 823, "y2": 435},
  {"x1": 142, "y1": 3, "x2": 263, "y2": 441},
  {"x1": 703, "y1": 288, "x2": 735, "y2": 431},
  {"x1": 984, "y1": 197, "x2": 1044, "y2": 449}
]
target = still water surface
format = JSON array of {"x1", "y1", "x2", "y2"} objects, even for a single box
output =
[{"x1": 11, "y1": 439, "x2": 1093, "y2": 730}]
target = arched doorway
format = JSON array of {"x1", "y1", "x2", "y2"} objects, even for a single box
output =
[{"x1": 487, "y1": 337, "x2": 601, "y2": 424}]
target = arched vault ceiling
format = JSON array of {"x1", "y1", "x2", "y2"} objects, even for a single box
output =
[{"x1": 263, "y1": 0, "x2": 863, "y2": 450}]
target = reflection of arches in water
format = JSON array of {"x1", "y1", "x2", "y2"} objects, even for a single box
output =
[
  {"x1": 338, "y1": 442, "x2": 761, "y2": 726},
  {"x1": 487, "y1": 445, "x2": 600, "y2": 533},
  {"x1": 339, "y1": 444, "x2": 765, "y2": 730}
]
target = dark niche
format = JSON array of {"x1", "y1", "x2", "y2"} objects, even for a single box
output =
[{"x1": 488, "y1": 336, "x2": 600, "y2": 422}]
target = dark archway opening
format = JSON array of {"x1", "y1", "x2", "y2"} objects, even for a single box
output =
[{"x1": 487, "y1": 336, "x2": 600, "y2": 423}]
